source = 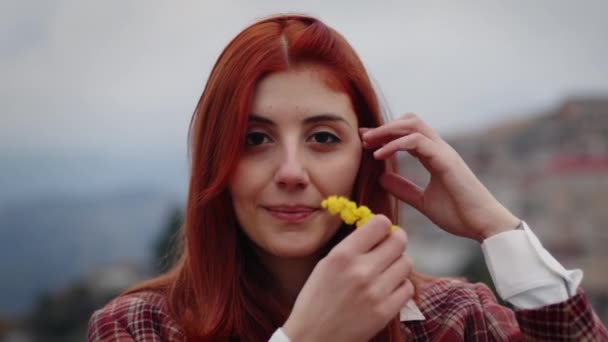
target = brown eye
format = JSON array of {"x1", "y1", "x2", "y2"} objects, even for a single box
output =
[
  {"x1": 309, "y1": 132, "x2": 340, "y2": 144},
  {"x1": 245, "y1": 132, "x2": 271, "y2": 146}
]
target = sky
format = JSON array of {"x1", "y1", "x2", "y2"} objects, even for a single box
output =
[
  {"x1": 2, "y1": 0, "x2": 608, "y2": 167},
  {"x1": 3, "y1": 0, "x2": 608, "y2": 318}
]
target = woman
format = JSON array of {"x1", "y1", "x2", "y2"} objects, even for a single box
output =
[{"x1": 87, "y1": 15, "x2": 607, "y2": 341}]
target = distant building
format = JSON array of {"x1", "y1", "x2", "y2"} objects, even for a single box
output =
[
  {"x1": 523, "y1": 154, "x2": 608, "y2": 292},
  {"x1": 401, "y1": 96, "x2": 608, "y2": 323}
]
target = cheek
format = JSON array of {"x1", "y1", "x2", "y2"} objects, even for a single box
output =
[
  {"x1": 229, "y1": 160, "x2": 268, "y2": 211},
  {"x1": 313, "y1": 146, "x2": 362, "y2": 196}
]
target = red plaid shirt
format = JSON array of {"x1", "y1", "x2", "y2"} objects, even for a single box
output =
[{"x1": 87, "y1": 279, "x2": 608, "y2": 341}]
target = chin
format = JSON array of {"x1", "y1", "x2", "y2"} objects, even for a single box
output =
[
  {"x1": 273, "y1": 247, "x2": 320, "y2": 259},
  {"x1": 268, "y1": 235, "x2": 329, "y2": 259}
]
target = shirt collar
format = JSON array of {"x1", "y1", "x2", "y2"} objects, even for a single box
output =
[{"x1": 400, "y1": 299, "x2": 425, "y2": 321}]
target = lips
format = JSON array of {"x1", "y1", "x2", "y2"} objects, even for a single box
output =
[{"x1": 264, "y1": 205, "x2": 318, "y2": 223}]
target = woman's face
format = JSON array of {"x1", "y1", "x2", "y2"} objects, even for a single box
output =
[{"x1": 229, "y1": 67, "x2": 362, "y2": 260}]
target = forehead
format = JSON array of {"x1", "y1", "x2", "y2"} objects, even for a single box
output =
[{"x1": 251, "y1": 67, "x2": 358, "y2": 125}]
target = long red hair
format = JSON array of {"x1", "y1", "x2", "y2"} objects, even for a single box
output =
[{"x1": 127, "y1": 14, "x2": 410, "y2": 341}]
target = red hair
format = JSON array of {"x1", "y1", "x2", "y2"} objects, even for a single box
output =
[{"x1": 127, "y1": 14, "x2": 410, "y2": 341}]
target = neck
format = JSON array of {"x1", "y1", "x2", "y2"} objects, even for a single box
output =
[{"x1": 254, "y1": 249, "x2": 322, "y2": 306}]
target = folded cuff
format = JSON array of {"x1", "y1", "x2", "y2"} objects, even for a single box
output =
[{"x1": 481, "y1": 221, "x2": 583, "y2": 300}]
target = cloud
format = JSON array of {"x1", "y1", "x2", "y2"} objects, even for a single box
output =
[{"x1": 2, "y1": 0, "x2": 608, "y2": 156}]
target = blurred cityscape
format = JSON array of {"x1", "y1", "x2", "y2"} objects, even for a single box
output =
[
  {"x1": 1, "y1": 96, "x2": 607, "y2": 341},
  {"x1": 405, "y1": 96, "x2": 608, "y2": 322}
]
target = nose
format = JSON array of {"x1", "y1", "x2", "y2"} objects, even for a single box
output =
[{"x1": 274, "y1": 145, "x2": 309, "y2": 191}]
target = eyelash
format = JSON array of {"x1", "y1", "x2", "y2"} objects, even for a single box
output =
[
  {"x1": 245, "y1": 132, "x2": 272, "y2": 146},
  {"x1": 307, "y1": 131, "x2": 341, "y2": 144},
  {"x1": 244, "y1": 131, "x2": 341, "y2": 147}
]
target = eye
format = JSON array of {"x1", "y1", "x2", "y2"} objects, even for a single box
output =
[
  {"x1": 309, "y1": 131, "x2": 340, "y2": 144},
  {"x1": 245, "y1": 132, "x2": 271, "y2": 146}
]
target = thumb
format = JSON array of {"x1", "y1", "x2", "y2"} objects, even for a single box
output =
[{"x1": 380, "y1": 172, "x2": 423, "y2": 210}]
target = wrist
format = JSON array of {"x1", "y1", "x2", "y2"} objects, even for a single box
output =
[
  {"x1": 281, "y1": 319, "x2": 308, "y2": 342},
  {"x1": 478, "y1": 212, "x2": 521, "y2": 242}
]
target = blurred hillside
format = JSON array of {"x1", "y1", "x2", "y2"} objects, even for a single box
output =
[
  {"x1": 0, "y1": 189, "x2": 181, "y2": 316},
  {"x1": 404, "y1": 96, "x2": 608, "y2": 322}
]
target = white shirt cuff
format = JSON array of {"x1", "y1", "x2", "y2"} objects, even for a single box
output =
[
  {"x1": 481, "y1": 221, "x2": 583, "y2": 309},
  {"x1": 269, "y1": 328, "x2": 291, "y2": 342}
]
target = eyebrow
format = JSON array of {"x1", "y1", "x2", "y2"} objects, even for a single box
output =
[{"x1": 249, "y1": 113, "x2": 352, "y2": 127}]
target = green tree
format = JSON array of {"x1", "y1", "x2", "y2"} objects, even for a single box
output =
[{"x1": 28, "y1": 284, "x2": 97, "y2": 341}]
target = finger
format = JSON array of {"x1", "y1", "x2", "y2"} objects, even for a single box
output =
[
  {"x1": 362, "y1": 119, "x2": 415, "y2": 148},
  {"x1": 379, "y1": 173, "x2": 424, "y2": 210},
  {"x1": 373, "y1": 132, "x2": 437, "y2": 160},
  {"x1": 372, "y1": 254, "x2": 413, "y2": 298},
  {"x1": 359, "y1": 127, "x2": 373, "y2": 149},
  {"x1": 362, "y1": 113, "x2": 441, "y2": 148},
  {"x1": 395, "y1": 113, "x2": 442, "y2": 141},
  {"x1": 362, "y1": 132, "x2": 403, "y2": 150},
  {"x1": 364, "y1": 228, "x2": 408, "y2": 278},
  {"x1": 398, "y1": 113, "x2": 442, "y2": 141},
  {"x1": 358, "y1": 127, "x2": 372, "y2": 135},
  {"x1": 378, "y1": 279, "x2": 415, "y2": 319},
  {"x1": 361, "y1": 119, "x2": 410, "y2": 149},
  {"x1": 337, "y1": 215, "x2": 393, "y2": 254}
]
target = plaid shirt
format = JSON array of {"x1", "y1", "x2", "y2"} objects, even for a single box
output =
[{"x1": 87, "y1": 279, "x2": 608, "y2": 341}]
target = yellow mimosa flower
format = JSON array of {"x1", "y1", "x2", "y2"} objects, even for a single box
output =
[{"x1": 321, "y1": 196, "x2": 399, "y2": 233}]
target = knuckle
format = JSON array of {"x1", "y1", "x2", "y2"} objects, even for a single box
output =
[
  {"x1": 401, "y1": 112, "x2": 418, "y2": 120},
  {"x1": 370, "y1": 303, "x2": 389, "y2": 321},
  {"x1": 363, "y1": 285, "x2": 382, "y2": 303},
  {"x1": 410, "y1": 132, "x2": 424, "y2": 142},
  {"x1": 395, "y1": 137, "x2": 409, "y2": 150},
  {"x1": 349, "y1": 265, "x2": 371, "y2": 286},
  {"x1": 396, "y1": 257, "x2": 409, "y2": 277},
  {"x1": 392, "y1": 229, "x2": 408, "y2": 248},
  {"x1": 404, "y1": 279, "x2": 415, "y2": 297},
  {"x1": 392, "y1": 282, "x2": 413, "y2": 308},
  {"x1": 326, "y1": 248, "x2": 351, "y2": 267},
  {"x1": 402, "y1": 257, "x2": 414, "y2": 276},
  {"x1": 372, "y1": 214, "x2": 392, "y2": 228}
]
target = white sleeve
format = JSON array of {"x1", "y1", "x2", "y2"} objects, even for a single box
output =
[
  {"x1": 481, "y1": 221, "x2": 583, "y2": 309},
  {"x1": 269, "y1": 328, "x2": 291, "y2": 342}
]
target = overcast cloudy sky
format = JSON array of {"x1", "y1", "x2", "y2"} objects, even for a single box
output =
[{"x1": 2, "y1": 1, "x2": 608, "y2": 160}]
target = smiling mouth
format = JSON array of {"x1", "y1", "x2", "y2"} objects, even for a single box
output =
[{"x1": 264, "y1": 206, "x2": 319, "y2": 223}]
